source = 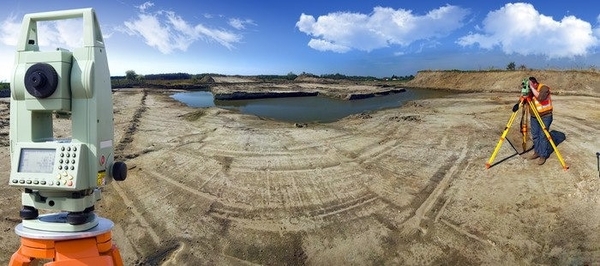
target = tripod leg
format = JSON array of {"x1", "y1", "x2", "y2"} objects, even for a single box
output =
[
  {"x1": 486, "y1": 107, "x2": 520, "y2": 169},
  {"x1": 9, "y1": 247, "x2": 32, "y2": 266},
  {"x1": 520, "y1": 105, "x2": 528, "y2": 152},
  {"x1": 527, "y1": 100, "x2": 569, "y2": 170}
]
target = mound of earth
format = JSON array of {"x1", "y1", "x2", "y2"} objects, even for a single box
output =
[{"x1": 406, "y1": 70, "x2": 600, "y2": 96}]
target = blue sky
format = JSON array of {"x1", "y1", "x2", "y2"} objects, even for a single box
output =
[{"x1": 1, "y1": 1, "x2": 599, "y2": 81}]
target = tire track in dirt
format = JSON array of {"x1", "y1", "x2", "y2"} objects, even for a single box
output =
[
  {"x1": 202, "y1": 120, "x2": 404, "y2": 230},
  {"x1": 439, "y1": 218, "x2": 496, "y2": 247},
  {"x1": 555, "y1": 118, "x2": 598, "y2": 149},
  {"x1": 292, "y1": 131, "x2": 389, "y2": 223},
  {"x1": 114, "y1": 90, "x2": 148, "y2": 161},
  {"x1": 110, "y1": 182, "x2": 161, "y2": 245},
  {"x1": 355, "y1": 138, "x2": 399, "y2": 164},
  {"x1": 183, "y1": 124, "x2": 391, "y2": 231},
  {"x1": 143, "y1": 167, "x2": 217, "y2": 210},
  {"x1": 552, "y1": 117, "x2": 599, "y2": 176},
  {"x1": 109, "y1": 89, "x2": 163, "y2": 248},
  {"x1": 208, "y1": 190, "x2": 385, "y2": 232},
  {"x1": 433, "y1": 159, "x2": 499, "y2": 247},
  {"x1": 399, "y1": 139, "x2": 469, "y2": 236},
  {"x1": 204, "y1": 169, "x2": 384, "y2": 230}
]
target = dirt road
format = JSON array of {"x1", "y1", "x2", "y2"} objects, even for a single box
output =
[{"x1": 1, "y1": 86, "x2": 600, "y2": 265}]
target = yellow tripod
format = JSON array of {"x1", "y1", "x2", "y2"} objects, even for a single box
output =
[{"x1": 486, "y1": 96, "x2": 568, "y2": 170}]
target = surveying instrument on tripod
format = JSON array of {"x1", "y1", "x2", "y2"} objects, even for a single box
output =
[
  {"x1": 8, "y1": 8, "x2": 127, "y2": 265},
  {"x1": 485, "y1": 78, "x2": 568, "y2": 170}
]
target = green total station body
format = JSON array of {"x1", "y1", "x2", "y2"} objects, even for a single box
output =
[{"x1": 521, "y1": 78, "x2": 530, "y2": 96}]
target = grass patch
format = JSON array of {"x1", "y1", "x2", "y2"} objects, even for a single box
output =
[{"x1": 183, "y1": 110, "x2": 206, "y2": 121}]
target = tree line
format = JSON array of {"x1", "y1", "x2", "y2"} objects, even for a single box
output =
[{"x1": 112, "y1": 70, "x2": 414, "y2": 83}]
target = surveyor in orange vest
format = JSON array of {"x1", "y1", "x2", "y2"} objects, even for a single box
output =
[{"x1": 527, "y1": 76, "x2": 553, "y2": 165}]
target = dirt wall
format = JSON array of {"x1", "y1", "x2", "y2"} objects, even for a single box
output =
[{"x1": 405, "y1": 70, "x2": 600, "y2": 96}]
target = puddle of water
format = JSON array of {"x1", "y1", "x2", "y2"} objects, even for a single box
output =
[{"x1": 171, "y1": 88, "x2": 453, "y2": 123}]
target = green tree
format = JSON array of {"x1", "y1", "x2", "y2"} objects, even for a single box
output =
[
  {"x1": 125, "y1": 70, "x2": 137, "y2": 80},
  {"x1": 506, "y1": 62, "x2": 516, "y2": 71}
]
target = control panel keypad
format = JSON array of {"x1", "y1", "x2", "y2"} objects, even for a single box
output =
[
  {"x1": 10, "y1": 143, "x2": 84, "y2": 190},
  {"x1": 55, "y1": 145, "x2": 79, "y2": 187}
]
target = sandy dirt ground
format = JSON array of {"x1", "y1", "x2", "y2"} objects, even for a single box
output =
[{"x1": 1, "y1": 86, "x2": 600, "y2": 265}]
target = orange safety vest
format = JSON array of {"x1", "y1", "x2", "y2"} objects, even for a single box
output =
[{"x1": 532, "y1": 83, "x2": 553, "y2": 114}]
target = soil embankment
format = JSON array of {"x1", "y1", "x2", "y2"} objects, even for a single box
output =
[
  {"x1": 0, "y1": 70, "x2": 599, "y2": 265},
  {"x1": 210, "y1": 82, "x2": 406, "y2": 100},
  {"x1": 406, "y1": 70, "x2": 600, "y2": 96}
]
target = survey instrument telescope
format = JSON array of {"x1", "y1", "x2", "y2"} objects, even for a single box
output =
[{"x1": 9, "y1": 8, "x2": 126, "y2": 231}]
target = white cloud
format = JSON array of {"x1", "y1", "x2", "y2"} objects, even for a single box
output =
[
  {"x1": 138, "y1": 2, "x2": 155, "y2": 13},
  {"x1": 122, "y1": 4, "x2": 245, "y2": 53},
  {"x1": 0, "y1": 14, "x2": 20, "y2": 46},
  {"x1": 0, "y1": 47, "x2": 14, "y2": 81},
  {"x1": 457, "y1": 3, "x2": 599, "y2": 58},
  {"x1": 229, "y1": 18, "x2": 255, "y2": 30},
  {"x1": 51, "y1": 19, "x2": 84, "y2": 47},
  {"x1": 296, "y1": 5, "x2": 470, "y2": 53},
  {"x1": 123, "y1": 13, "x2": 177, "y2": 54},
  {"x1": 0, "y1": 15, "x2": 83, "y2": 50},
  {"x1": 0, "y1": 15, "x2": 86, "y2": 81},
  {"x1": 308, "y1": 38, "x2": 351, "y2": 53}
]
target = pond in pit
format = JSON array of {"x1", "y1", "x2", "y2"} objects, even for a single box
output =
[{"x1": 171, "y1": 88, "x2": 454, "y2": 123}]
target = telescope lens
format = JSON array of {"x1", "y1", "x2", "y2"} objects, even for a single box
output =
[
  {"x1": 24, "y1": 63, "x2": 58, "y2": 98},
  {"x1": 29, "y1": 71, "x2": 46, "y2": 87}
]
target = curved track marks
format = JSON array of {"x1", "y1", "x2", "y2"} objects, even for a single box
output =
[
  {"x1": 103, "y1": 92, "x2": 600, "y2": 264},
  {"x1": 400, "y1": 141, "x2": 469, "y2": 236},
  {"x1": 143, "y1": 109, "x2": 473, "y2": 237}
]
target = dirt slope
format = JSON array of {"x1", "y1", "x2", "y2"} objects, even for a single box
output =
[
  {"x1": 406, "y1": 70, "x2": 600, "y2": 96},
  {"x1": 0, "y1": 70, "x2": 599, "y2": 265}
]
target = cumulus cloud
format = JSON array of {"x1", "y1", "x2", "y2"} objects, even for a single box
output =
[
  {"x1": 296, "y1": 5, "x2": 470, "y2": 53},
  {"x1": 457, "y1": 3, "x2": 599, "y2": 58},
  {"x1": 122, "y1": 2, "x2": 246, "y2": 54}
]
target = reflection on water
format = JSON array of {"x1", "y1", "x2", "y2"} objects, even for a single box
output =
[{"x1": 171, "y1": 88, "x2": 454, "y2": 123}]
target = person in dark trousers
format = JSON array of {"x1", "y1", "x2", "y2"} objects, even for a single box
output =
[{"x1": 527, "y1": 76, "x2": 553, "y2": 165}]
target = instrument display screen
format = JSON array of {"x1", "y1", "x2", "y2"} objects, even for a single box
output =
[{"x1": 18, "y1": 148, "x2": 55, "y2": 174}]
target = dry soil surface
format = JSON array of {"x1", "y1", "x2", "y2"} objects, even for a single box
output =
[{"x1": 1, "y1": 79, "x2": 600, "y2": 265}]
